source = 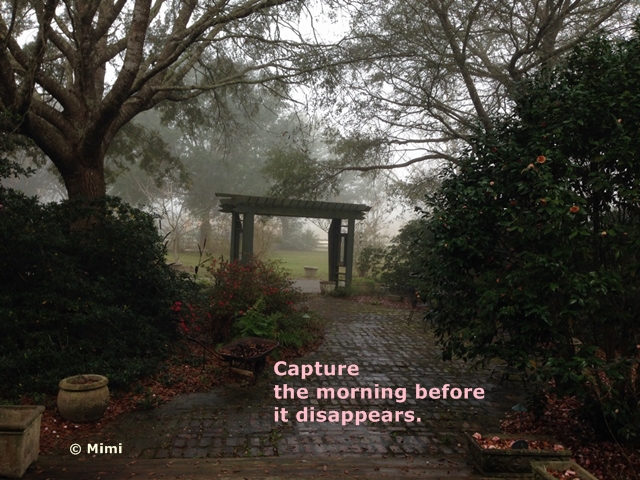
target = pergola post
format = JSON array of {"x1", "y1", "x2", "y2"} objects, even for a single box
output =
[
  {"x1": 328, "y1": 218, "x2": 341, "y2": 283},
  {"x1": 230, "y1": 212, "x2": 242, "y2": 261},
  {"x1": 241, "y1": 212, "x2": 254, "y2": 263},
  {"x1": 345, "y1": 218, "x2": 356, "y2": 287}
]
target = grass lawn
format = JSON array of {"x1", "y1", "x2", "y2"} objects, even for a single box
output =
[
  {"x1": 167, "y1": 249, "x2": 329, "y2": 280},
  {"x1": 266, "y1": 250, "x2": 328, "y2": 279}
]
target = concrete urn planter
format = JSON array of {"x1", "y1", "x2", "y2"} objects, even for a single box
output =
[
  {"x1": 319, "y1": 280, "x2": 336, "y2": 295},
  {"x1": 0, "y1": 405, "x2": 45, "y2": 478},
  {"x1": 57, "y1": 374, "x2": 109, "y2": 423}
]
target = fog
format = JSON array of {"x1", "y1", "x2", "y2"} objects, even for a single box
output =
[{"x1": 3, "y1": 86, "x2": 406, "y2": 262}]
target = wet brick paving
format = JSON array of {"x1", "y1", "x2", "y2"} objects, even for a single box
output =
[{"x1": 93, "y1": 296, "x2": 524, "y2": 462}]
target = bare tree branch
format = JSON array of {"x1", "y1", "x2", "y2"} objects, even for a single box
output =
[
  {"x1": 316, "y1": 0, "x2": 638, "y2": 182},
  {"x1": 0, "y1": 0, "x2": 322, "y2": 200}
]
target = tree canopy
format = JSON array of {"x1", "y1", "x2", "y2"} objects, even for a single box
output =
[
  {"x1": 0, "y1": 0, "x2": 337, "y2": 200},
  {"x1": 4, "y1": 0, "x2": 637, "y2": 206},
  {"x1": 303, "y1": 0, "x2": 639, "y2": 199}
]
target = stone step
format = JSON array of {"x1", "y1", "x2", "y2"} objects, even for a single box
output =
[{"x1": 28, "y1": 455, "x2": 487, "y2": 479}]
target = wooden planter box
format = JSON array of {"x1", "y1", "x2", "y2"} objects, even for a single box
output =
[
  {"x1": 465, "y1": 432, "x2": 571, "y2": 477},
  {"x1": 531, "y1": 461, "x2": 600, "y2": 480},
  {"x1": 0, "y1": 405, "x2": 45, "y2": 478}
]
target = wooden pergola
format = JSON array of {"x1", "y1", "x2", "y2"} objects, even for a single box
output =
[{"x1": 215, "y1": 193, "x2": 371, "y2": 287}]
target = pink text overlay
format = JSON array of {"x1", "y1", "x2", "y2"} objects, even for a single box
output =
[{"x1": 272, "y1": 362, "x2": 485, "y2": 425}]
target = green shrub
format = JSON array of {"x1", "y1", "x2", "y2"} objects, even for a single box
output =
[
  {"x1": 274, "y1": 310, "x2": 321, "y2": 349},
  {"x1": 233, "y1": 297, "x2": 280, "y2": 339},
  {"x1": 416, "y1": 30, "x2": 640, "y2": 441},
  {"x1": 228, "y1": 293, "x2": 319, "y2": 353},
  {"x1": 0, "y1": 193, "x2": 187, "y2": 399},
  {"x1": 377, "y1": 220, "x2": 430, "y2": 296},
  {"x1": 329, "y1": 284, "x2": 359, "y2": 298},
  {"x1": 354, "y1": 221, "x2": 430, "y2": 296},
  {"x1": 356, "y1": 246, "x2": 385, "y2": 278}
]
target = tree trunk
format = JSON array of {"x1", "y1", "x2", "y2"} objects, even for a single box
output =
[
  {"x1": 58, "y1": 157, "x2": 108, "y2": 232},
  {"x1": 171, "y1": 234, "x2": 181, "y2": 263},
  {"x1": 281, "y1": 217, "x2": 293, "y2": 243},
  {"x1": 199, "y1": 211, "x2": 212, "y2": 252},
  {"x1": 61, "y1": 162, "x2": 107, "y2": 200}
]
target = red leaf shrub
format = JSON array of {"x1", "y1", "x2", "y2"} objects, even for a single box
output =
[
  {"x1": 205, "y1": 257, "x2": 303, "y2": 342},
  {"x1": 171, "y1": 300, "x2": 205, "y2": 334}
]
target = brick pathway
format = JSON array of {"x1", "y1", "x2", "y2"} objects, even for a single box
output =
[{"x1": 30, "y1": 296, "x2": 525, "y2": 478}]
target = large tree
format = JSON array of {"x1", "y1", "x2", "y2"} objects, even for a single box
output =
[
  {"x1": 307, "y1": 0, "x2": 639, "y2": 197},
  {"x1": 0, "y1": 0, "x2": 327, "y2": 200}
]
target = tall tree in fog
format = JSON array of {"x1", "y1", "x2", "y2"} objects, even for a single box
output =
[
  {"x1": 110, "y1": 84, "x2": 295, "y2": 246},
  {"x1": 0, "y1": 0, "x2": 335, "y2": 201},
  {"x1": 166, "y1": 86, "x2": 290, "y2": 246},
  {"x1": 312, "y1": 0, "x2": 638, "y2": 196}
]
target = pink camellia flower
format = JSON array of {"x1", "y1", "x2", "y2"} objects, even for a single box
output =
[{"x1": 472, "y1": 432, "x2": 482, "y2": 440}]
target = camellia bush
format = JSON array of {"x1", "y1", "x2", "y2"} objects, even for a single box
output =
[
  {"x1": 355, "y1": 221, "x2": 431, "y2": 297},
  {"x1": 356, "y1": 245, "x2": 385, "y2": 278},
  {"x1": 378, "y1": 220, "x2": 430, "y2": 296},
  {"x1": 417, "y1": 28, "x2": 640, "y2": 440}
]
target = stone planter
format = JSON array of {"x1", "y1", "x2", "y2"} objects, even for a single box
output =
[
  {"x1": 319, "y1": 280, "x2": 336, "y2": 295},
  {"x1": 532, "y1": 461, "x2": 600, "y2": 480},
  {"x1": 303, "y1": 266, "x2": 318, "y2": 279},
  {"x1": 0, "y1": 405, "x2": 45, "y2": 478},
  {"x1": 57, "y1": 374, "x2": 109, "y2": 423},
  {"x1": 465, "y1": 432, "x2": 571, "y2": 477}
]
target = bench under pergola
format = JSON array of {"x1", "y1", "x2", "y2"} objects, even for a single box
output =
[{"x1": 215, "y1": 193, "x2": 371, "y2": 287}]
